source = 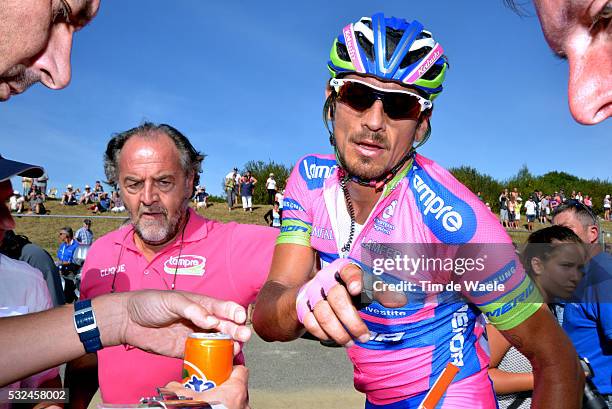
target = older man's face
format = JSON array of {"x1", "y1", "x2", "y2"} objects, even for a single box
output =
[
  {"x1": 533, "y1": 0, "x2": 611, "y2": 125},
  {"x1": 0, "y1": 0, "x2": 100, "y2": 101},
  {"x1": 118, "y1": 133, "x2": 193, "y2": 246}
]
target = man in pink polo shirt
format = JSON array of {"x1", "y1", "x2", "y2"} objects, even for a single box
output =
[{"x1": 69, "y1": 122, "x2": 278, "y2": 407}]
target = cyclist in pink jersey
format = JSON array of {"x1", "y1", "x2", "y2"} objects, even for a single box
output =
[{"x1": 253, "y1": 13, "x2": 583, "y2": 409}]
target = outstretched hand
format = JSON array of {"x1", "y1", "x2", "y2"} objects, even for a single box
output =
[{"x1": 106, "y1": 290, "x2": 251, "y2": 357}]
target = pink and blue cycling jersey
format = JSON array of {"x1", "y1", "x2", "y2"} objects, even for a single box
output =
[{"x1": 278, "y1": 153, "x2": 542, "y2": 409}]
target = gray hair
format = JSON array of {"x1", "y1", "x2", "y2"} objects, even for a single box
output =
[{"x1": 103, "y1": 122, "x2": 205, "y2": 196}]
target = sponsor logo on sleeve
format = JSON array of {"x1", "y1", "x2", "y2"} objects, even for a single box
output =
[
  {"x1": 280, "y1": 218, "x2": 311, "y2": 235},
  {"x1": 283, "y1": 198, "x2": 305, "y2": 212},
  {"x1": 409, "y1": 164, "x2": 476, "y2": 244},
  {"x1": 164, "y1": 255, "x2": 206, "y2": 276},
  {"x1": 469, "y1": 261, "x2": 516, "y2": 297},
  {"x1": 485, "y1": 281, "x2": 536, "y2": 319},
  {"x1": 298, "y1": 156, "x2": 337, "y2": 190}
]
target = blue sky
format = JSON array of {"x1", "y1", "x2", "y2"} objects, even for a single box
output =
[{"x1": 2, "y1": 0, "x2": 610, "y2": 196}]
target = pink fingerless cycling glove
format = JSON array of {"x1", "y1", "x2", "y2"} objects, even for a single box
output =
[{"x1": 296, "y1": 258, "x2": 355, "y2": 323}]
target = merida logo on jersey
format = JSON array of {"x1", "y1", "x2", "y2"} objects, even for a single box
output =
[
  {"x1": 410, "y1": 164, "x2": 476, "y2": 244},
  {"x1": 485, "y1": 281, "x2": 535, "y2": 319},
  {"x1": 450, "y1": 304, "x2": 470, "y2": 367},
  {"x1": 299, "y1": 156, "x2": 337, "y2": 190}
]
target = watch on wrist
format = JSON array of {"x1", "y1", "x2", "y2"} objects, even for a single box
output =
[{"x1": 73, "y1": 299, "x2": 103, "y2": 353}]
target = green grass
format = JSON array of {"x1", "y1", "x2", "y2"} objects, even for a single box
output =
[{"x1": 12, "y1": 200, "x2": 612, "y2": 257}]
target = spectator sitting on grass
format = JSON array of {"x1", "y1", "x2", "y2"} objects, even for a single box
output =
[
  {"x1": 92, "y1": 192, "x2": 110, "y2": 213},
  {"x1": 9, "y1": 190, "x2": 24, "y2": 213},
  {"x1": 28, "y1": 187, "x2": 46, "y2": 215},
  {"x1": 110, "y1": 191, "x2": 125, "y2": 212},
  {"x1": 93, "y1": 180, "x2": 104, "y2": 200},
  {"x1": 79, "y1": 185, "x2": 95, "y2": 205},
  {"x1": 61, "y1": 185, "x2": 77, "y2": 206},
  {"x1": 194, "y1": 185, "x2": 208, "y2": 210}
]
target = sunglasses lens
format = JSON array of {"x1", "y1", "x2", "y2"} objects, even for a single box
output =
[
  {"x1": 337, "y1": 82, "x2": 376, "y2": 111},
  {"x1": 337, "y1": 81, "x2": 422, "y2": 120},
  {"x1": 382, "y1": 93, "x2": 422, "y2": 120}
]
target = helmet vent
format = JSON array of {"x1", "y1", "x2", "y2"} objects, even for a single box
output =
[
  {"x1": 421, "y1": 63, "x2": 443, "y2": 80},
  {"x1": 400, "y1": 46, "x2": 431, "y2": 69},
  {"x1": 336, "y1": 42, "x2": 351, "y2": 62},
  {"x1": 385, "y1": 27, "x2": 405, "y2": 60},
  {"x1": 356, "y1": 32, "x2": 374, "y2": 60}
]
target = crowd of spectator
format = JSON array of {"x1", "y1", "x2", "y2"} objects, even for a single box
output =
[{"x1": 494, "y1": 188, "x2": 610, "y2": 230}]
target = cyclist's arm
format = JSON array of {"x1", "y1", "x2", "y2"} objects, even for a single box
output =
[
  {"x1": 499, "y1": 305, "x2": 583, "y2": 408},
  {"x1": 252, "y1": 243, "x2": 316, "y2": 341},
  {"x1": 487, "y1": 323, "x2": 534, "y2": 394}
]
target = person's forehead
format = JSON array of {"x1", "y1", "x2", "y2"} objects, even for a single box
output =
[
  {"x1": 553, "y1": 210, "x2": 581, "y2": 226},
  {"x1": 119, "y1": 133, "x2": 182, "y2": 173},
  {"x1": 533, "y1": 0, "x2": 588, "y2": 54}
]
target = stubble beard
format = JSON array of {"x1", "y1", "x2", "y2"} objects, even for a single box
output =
[
  {"x1": 129, "y1": 201, "x2": 188, "y2": 246},
  {"x1": 337, "y1": 130, "x2": 390, "y2": 180},
  {"x1": 0, "y1": 64, "x2": 40, "y2": 94}
]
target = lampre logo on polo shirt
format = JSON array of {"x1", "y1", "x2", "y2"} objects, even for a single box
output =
[{"x1": 164, "y1": 255, "x2": 206, "y2": 276}]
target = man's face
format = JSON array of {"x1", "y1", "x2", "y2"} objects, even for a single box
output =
[
  {"x1": 58, "y1": 230, "x2": 68, "y2": 243},
  {"x1": 0, "y1": 0, "x2": 100, "y2": 101},
  {"x1": 552, "y1": 210, "x2": 598, "y2": 243},
  {"x1": 0, "y1": 180, "x2": 17, "y2": 245},
  {"x1": 118, "y1": 133, "x2": 193, "y2": 246},
  {"x1": 332, "y1": 75, "x2": 426, "y2": 180},
  {"x1": 533, "y1": 0, "x2": 611, "y2": 124}
]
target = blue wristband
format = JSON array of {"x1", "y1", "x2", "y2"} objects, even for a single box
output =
[{"x1": 74, "y1": 299, "x2": 102, "y2": 353}]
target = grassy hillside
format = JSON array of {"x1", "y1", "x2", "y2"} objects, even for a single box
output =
[{"x1": 12, "y1": 200, "x2": 612, "y2": 258}]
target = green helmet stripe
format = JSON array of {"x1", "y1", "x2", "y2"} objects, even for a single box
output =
[
  {"x1": 329, "y1": 39, "x2": 357, "y2": 74},
  {"x1": 414, "y1": 63, "x2": 448, "y2": 92}
]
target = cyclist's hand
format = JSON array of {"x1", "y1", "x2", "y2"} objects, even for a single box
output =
[{"x1": 301, "y1": 260, "x2": 370, "y2": 346}]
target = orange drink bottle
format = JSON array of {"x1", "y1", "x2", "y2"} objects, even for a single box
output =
[{"x1": 182, "y1": 333, "x2": 233, "y2": 393}]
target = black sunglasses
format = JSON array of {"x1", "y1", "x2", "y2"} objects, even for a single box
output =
[
  {"x1": 563, "y1": 199, "x2": 598, "y2": 224},
  {"x1": 330, "y1": 78, "x2": 432, "y2": 120}
]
